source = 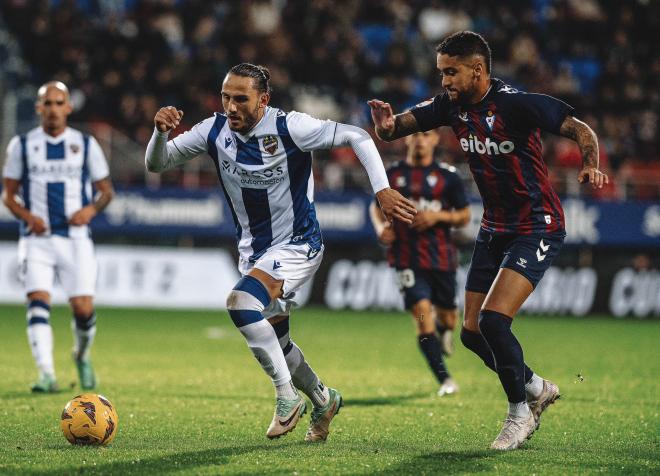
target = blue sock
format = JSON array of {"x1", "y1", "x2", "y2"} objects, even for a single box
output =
[
  {"x1": 478, "y1": 310, "x2": 526, "y2": 403},
  {"x1": 460, "y1": 327, "x2": 534, "y2": 382},
  {"x1": 418, "y1": 333, "x2": 450, "y2": 383}
]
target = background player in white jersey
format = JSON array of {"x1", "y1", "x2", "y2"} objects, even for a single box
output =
[
  {"x1": 1, "y1": 81, "x2": 114, "y2": 393},
  {"x1": 146, "y1": 63, "x2": 416, "y2": 441}
]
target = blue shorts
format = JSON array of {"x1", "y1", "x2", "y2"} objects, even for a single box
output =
[
  {"x1": 397, "y1": 268, "x2": 457, "y2": 310},
  {"x1": 465, "y1": 228, "x2": 565, "y2": 293}
]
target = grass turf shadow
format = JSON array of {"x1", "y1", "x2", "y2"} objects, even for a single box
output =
[
  {"x1": 346, "y1": 392, "x2": 429, "y2": 407},
  {"x1": 16, "y1": 442, "x2": 311, "y2": 476},
  {"x1": 374, "y1": 449, "x2": 498, "y2": 475}
]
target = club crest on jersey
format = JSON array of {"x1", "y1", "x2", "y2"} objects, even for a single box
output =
[
  {"x1": 427, "y1": 174, "x2": 438, "y2": 187},
  {"x1": 70, "y1": 144, "x2": 80, "y2": 154},
  {"x1": 262, "y1": 135, "x2": 278, "y2": 155},
  {"x1": 395, "y1": 176, "x2": 406, "y2": 187},
  {"x1": 485, "y1": 111, "x2": 495, "y2": 131}
]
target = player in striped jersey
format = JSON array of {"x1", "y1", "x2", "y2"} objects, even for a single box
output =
[
  {"x1": 2, "y1": 81, "x2": 114, "y2": 393},
  {"x1": 146, "y1": 63, "x2": 416, "y2": 441},
  {"x1": 370, "y1": 129, "x2": 470, "y2": 398},
  {"x1": 369, "y1": 32, "x2": 608, "y2": 450}
]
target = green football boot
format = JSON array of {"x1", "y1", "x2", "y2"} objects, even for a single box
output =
[
  {"x1": 305, "y1": 388, "x2": 343, "y2": 442},
  {"x1": 266, "y1": 394, "x2": 307, "y2": 439},
  {"x1": 74, "y1": 355, "x2": 97, "y2": 390},
  {"x1": 31, "y1": 373, "x2": 60, "y2": 393}
]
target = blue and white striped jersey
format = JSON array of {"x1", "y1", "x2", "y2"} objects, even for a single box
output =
[
  {"x1": 164, "y1": 106, "x2": 337, "y2": 263},
  {"x1": 3, "y1": 127, "x2": 109, "y2": 238}
]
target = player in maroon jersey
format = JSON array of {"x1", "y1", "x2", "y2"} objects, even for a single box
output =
[
  {"x1": 369, "y1": 31, "x2": 608, "y2": 450},
  {"x1": 370, "y1": 130, "x2": 470, "y2": 397}
]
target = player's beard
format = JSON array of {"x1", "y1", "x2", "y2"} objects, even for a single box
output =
[{"x1": 236, "y1": 104, "x2": 261, "y2": 134}]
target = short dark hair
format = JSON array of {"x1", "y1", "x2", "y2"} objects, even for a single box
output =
[
  {"x1": 436, "y1": 31, "x2": 492, "y2": 74},
  {"x1": 228, "y1": 63, "x2": 272, "y2": 94}
]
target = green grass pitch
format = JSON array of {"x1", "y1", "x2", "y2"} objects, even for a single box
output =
[{"x1": 0, "y1": 305, "x2": 658, "y2": 475}]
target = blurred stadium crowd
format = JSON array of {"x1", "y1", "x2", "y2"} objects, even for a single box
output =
[{"x1": 1, "y1": 0, "x2": 658, "y2": 198}]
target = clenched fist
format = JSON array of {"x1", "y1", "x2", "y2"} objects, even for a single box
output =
[{"x1": 154, "y1": 106, "x2": 184, "y2": 133}]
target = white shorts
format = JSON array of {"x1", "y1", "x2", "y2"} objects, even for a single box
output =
[
  {"x1": 19, "y1": 235, "x2": 97, "y2": 298},
  {"x1": 239, "y1": 242, "x2": 324, "y2": 319}
]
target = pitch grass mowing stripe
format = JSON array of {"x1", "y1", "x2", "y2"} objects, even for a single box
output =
[{"x1": 0, "y1": 305, "x2": 658, "y2": 475}]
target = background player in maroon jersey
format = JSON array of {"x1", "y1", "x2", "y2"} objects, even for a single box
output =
[
  {"x1": 370, "y1": 130, "x2": 470, "y2": 397},
  {"x1": 369, "y1": 31, "x2": 608, "y2": 450}
]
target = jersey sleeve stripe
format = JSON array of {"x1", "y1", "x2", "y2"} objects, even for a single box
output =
[{"x1": 81, "y1": 135, "x2": 90, "y2": 207}]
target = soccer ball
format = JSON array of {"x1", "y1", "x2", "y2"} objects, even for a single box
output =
[{"x1": 60, "y1": 393, "x2": 119, "y2": 446}]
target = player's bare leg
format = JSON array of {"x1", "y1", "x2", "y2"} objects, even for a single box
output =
[
  {"x1": 26, "y1": 291, "x2": 59, "y2": 393},
  {"x1": 268, "y1": 313, "x2": 342, "y2": 442},
  {"x1": 412, "y1": 300, "x2": 457, "y2": 396},
  {"x1": 70, "y1": 295, "x2": 97, "y2": 390},
  {"x1": 436, "y1": 306, "x2": 458, "y2": 356}
]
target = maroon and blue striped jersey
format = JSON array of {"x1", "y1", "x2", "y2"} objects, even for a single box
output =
[
  {"x1": 410, "y1": 79, "x2": 572, "y2": 235},
  {"x1": 386, "y1": 161, "x2": 469, "y2": 271}
]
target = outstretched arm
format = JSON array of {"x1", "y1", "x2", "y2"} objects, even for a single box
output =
[
  {"x1": 145, "y1": 106, "x2": 213, "y2": 173},
  {"x1": 559, "y1": 116, "x2": 609, "y2": 189},
  {"x1": 332, "y1": 123, "x2": 417, "y2": 223},
  {"x1": 368, "y1": 100, "x2": 420, "y2": 141}
]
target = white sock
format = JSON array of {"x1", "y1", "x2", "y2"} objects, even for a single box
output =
[
  {"x1": 72, "y1": 313, "x2": 97, "y2": 361},
  {"x1": 275, "y1": 381, "x2": 299, "y2": 399},
  {"x1": 26, "y1": 305, "x2": 55, "y2": 378},
  {"x1": 238, "y1": 319, "x2": 292, "y2": 387},
  {"x1": 525, "y1": 373, "x2": 544, "y2": 399},
  {"x1": 508, "y1": 401, "x2": 531, "y2": 418},
  {"x1": 284, "y1": 341, "x2": 329, "y2": 407}
]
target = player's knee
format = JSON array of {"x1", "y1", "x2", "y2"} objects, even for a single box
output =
[
  {"x1": 70, "y1": 299, "x2": 93, "y2": 317},
  {"x1": 227, "y1": 276, "x2": 270, "y2": 311},
  {"x1": 226, "y1": 276, "x2": 271, "y2": 327},
  {"x1": 477, "y1": 309, "x2": 511, "y2": 337}
]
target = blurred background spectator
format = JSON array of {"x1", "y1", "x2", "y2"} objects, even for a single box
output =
[{"x1": 0, "y1": 0, "x2": 658, "y2": 199}]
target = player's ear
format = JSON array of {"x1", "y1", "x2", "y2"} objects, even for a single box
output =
[
  {"x1": 474, "y1": 60, "x2": 484, "y2": 79},
  {"x1": 259, "y1": 92, "x2": 270, "y2": 108}
]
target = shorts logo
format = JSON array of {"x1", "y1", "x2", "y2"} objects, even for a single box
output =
[
  {"x1": 516, "y1": 257, "x2": 527, "y2": 268},
  {"x1": 273, "y1": 260, "x2": 282, "y2": 270},
  {"x1": 536, "y1": 239, "x2": 550, "y2": 261},
  {"x1": 262, "y1": 136, "x2": 278, "y2": 155}
]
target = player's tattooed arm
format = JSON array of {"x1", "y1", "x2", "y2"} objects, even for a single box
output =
[
  {"x1": 91, "y1": 178, "x2": 114, "y2": 213},
  {"x1": 69, "y1": 178, "x2": 114, "y2": 226},
  {"x1": 559, "y1": 115, "x2": 609, "y2": 189},
  {"x1": 368, "y1": 100, "x2": 420, "y2": 141}
]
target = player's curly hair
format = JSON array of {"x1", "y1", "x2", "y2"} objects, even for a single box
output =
[
  {"x1": 228, "y1": 63, "x2": 272, "y2": 94},
  {"x1": 436, "y1": 31, "x2": 492, "y2": 74}
]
